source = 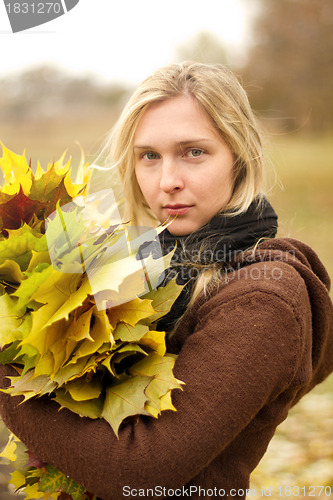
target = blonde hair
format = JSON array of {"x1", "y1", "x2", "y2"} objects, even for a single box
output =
[{"x1": 107, "y1": 61, "x2": 266, "y2": 226}]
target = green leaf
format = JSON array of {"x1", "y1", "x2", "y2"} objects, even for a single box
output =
[
  {"x1": 102, "y1": 374, "x2": 152, "y2": 436},
  {"x1": 38, "y1": 464, "x2": 86, "y2": 499},
  {"x1": 30, "y1": 163, "x2": 67, "y2": 202},
  {"x1": 13, "y1": 263, "x2": 54, "y2": 311},
  {"x1": 0, "y1": 225, "x2": 47, "y2": 270},
  {"x1": 0, "y1": 340, "x2": 20, "y2": 364}
]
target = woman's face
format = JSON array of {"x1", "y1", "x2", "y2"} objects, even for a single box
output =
[{"x1": 134, "y1": 94, "x2": 235, "y2": 236}]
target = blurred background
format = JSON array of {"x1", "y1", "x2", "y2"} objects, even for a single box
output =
[{"x1": 0, "y1": 0, "x2": 332, "y2": 498}]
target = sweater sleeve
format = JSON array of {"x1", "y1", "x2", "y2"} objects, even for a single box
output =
[{"x1": 0, "y1": 263, "x2": 309, "y2": 499}]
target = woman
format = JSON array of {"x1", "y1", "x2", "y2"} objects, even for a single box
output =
[{"x1": 0, "y1": 61, "x2": 332, "y2": 499}]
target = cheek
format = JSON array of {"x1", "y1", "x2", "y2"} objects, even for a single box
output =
[{"x1": 135, "y1": 169, "x2": 153, "y2": 201}]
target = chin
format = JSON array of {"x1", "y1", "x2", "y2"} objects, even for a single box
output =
[{"x1": 167, "y1": 222, "x2": 198, "y2": 237}]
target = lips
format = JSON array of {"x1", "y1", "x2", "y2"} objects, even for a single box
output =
[{"x1": 163, "y1": 204, "x2": 193, "y2": 216}]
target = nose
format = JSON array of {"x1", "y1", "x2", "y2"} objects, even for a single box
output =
[{"x1": 159, "y1": 158, "x2": 185, "y2": 193}]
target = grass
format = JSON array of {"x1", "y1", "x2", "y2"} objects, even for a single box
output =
[{"x1": 265, "y1": 133, "x2": 333, "y2": 282}]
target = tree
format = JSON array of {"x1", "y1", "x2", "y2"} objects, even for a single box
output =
[
  {"x1": 175, "y1": 31, "x2": 228, "y2": 66},
  {"x1": 242, "y1": 0, "x2": 333, "y2": 131}
]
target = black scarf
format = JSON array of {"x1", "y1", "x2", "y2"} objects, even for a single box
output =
[{"x1": 142, "y1": 197, "x2": 278, "y2": 331}]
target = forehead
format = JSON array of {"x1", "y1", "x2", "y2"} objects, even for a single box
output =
[{"x1": 134, "y1": 95, "x2": 218, "y2": 144}]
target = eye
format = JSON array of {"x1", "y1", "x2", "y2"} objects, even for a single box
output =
[
  {"x1": 141, "y1": 152, "x2": 160, "y2": 160},
  {"x1": 186, "y1": 148, "x2": 204, "y2": 158}
]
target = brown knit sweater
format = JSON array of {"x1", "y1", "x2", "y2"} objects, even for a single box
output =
[{"x1": 0, "y1": 238, "x2": 332, "y2": 500}]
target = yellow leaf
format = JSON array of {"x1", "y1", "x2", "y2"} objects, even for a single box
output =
[
  {"x1": 0, "y1": 259, "x2": 24, "y2": 284},
  {"x1": 67, "y1": 307, "x2": 113, "y2": 364},
  {"x1": 29, "y1": 271, "x2": 91, "y2": 333},
  {"x1": 144, "y1": 402, "x2": 160, "y2": 418},
  {"x1": 87, "y1": 252, "x2": 149, "y2": 306},
  {"x1": 20, "y1": 318, "x2": 66, "y2": 357},
  {"x1": 64, "y1": 168, "x2": 90, "y2": 198},
  {"x1": 53, "y1": 388, "x2": 102, "y2": 419},
  {"x1": 4, "y1": 372, "x2": 56, "y2": 401},
  {"x1": 140, "y1": 330, "x2": 166, "y2": 356},
  {"x1": 9, "y1": 469, "x2": 26, "y2": 490},
  {"x1": 145, "y1": 390, "x2": 176, "y2": 418},
  {"x1": 0, "y1": 434, "x2": 17, "y2": 461},
  {"x1": 108, "y1": 298, "x2": 155, "y2": 328},
  {"x1": 52, "y1": 151, "x2": 70, "y2": 176},
  {"x1": 26, "y1": 250, "x2": 51, "y2": 273},
  {"x1": 0, "y1": 294, "x2": 25, "y2": 347},
  {"x1": 113, "y1": 323, "x2": 149, "y2": 342},
  {"x1": 34, "y1": 159, "x2": 45, "y2": 180},
  {"x1": 48, "y1": 334, "x2": 77, "y2": 375},
  {"x1": 65, "y1": 375, "x2": 102, "y2": 401},
  {"x1": 34, "y1": 351, "x2": 55, "y2": 377},
  {"x1": 130, "y1": 353, "x2": 184, "y2": 401},
  {"x1": 24, "y1": 483, "x2": 55, "y2": 499},
  {"x1": 102, "y1": 375, "x2": 152, "y2": 437},
  {"x1": 142, "y1": 278, "x2": 184, "y2": 323},
  {"x1": 160, "y1": 390, "x2": 177, "y2": 412},
  {"x1": 0, "y1": 144, "x2": 32, "y2": 195},
  {"x1": 66, "y1": 307, "x2": 94, "y2": 342}
]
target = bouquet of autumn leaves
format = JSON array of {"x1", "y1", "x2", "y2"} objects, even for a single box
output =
[{"x1": 0, "y1": 145, "x2": 184, "y2": 499}]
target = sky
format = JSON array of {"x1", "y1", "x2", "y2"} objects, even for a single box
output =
[{"x1": 0, "y1": 0, "x2": 254, "y2": 85}]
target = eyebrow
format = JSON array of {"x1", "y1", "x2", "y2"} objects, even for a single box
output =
[{"x1": 133, "y1": 138, "x2": 213, "y2": 150}]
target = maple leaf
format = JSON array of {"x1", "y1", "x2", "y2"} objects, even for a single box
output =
[
  {"x1": 0, "y1": 259, "x2": 24, "y2": 286},
  {"x1": 107, "y1": 297, "x2": 155, "y2": 328},
  {"x1": 13, "y1": 262, "x2": 53, "y2": 311},
  {"x1": 140, "y1": 330, "x2": 166, "y2": 356},
  {"x1": 53, "y1": 388, "x2": 103, "y2": 419},
  {"x1": 0, "y1": 224, "x2": 47, "y2": 271},
  {"x1": 0, "y1": 294, "x2": 26, "y2": 347},
  {"x1": 0, "y1": 144, "x2": 32, "y2": 196},
  {"x1": 0, "y1": 186, "x2": 46, "y2": 230},
  {"x1": 30, "y1": 164, "x2": 70, "y2": 203},
  {"x1": 37, "y1": 465, "x2": 86, "y2": 499},
  {"x1": 129, "y1": 352, "x2": 184, "y2": 418},
  {"x1": 9, "y1": 469, "x2": 27, "y2": 491},
  {"x1": 113, "y1": 322, "x2": 149, "y2": 342},
  {"x1": 65, "y1": 372, "x2": 103, "y2": 402},
  {"x1": 102, "y1": 374, "x2": 152, "y2": 436},
  {"x1": 141, "y1": 278, "x2": 184, "y2": 323}
]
